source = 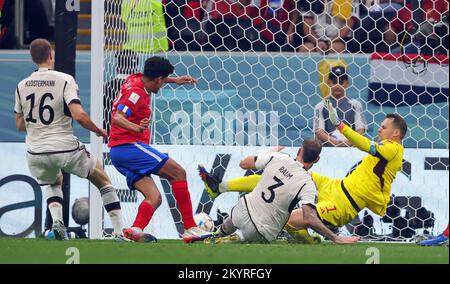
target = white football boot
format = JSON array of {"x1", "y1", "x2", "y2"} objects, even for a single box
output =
[{"x1": 182, "y1": 226, "x2": 213, "y2": 243}]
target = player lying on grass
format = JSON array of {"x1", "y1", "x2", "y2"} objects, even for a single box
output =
[
  {"x1": 15, "y1": 39, "x2": 125, "y2": 241},
  {"x1": 108, "y1": 56, "x2": 212, "y2": 243},
  {"x1": 200, "y1": 101, "x2": 407, "y2": 243},
  {"x1": 199, "y1": 139, "x2": 360, "y2": 244}
]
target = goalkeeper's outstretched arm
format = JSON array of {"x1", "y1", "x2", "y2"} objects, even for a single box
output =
[
  {"x1": 325, "y1": 99, "x2": 399, "y2": 160},
  {"x1": 324, "y1": 99, "x2": 372, "y2": 152},
  {"x1": 337, "y1": 123, "x2": 372, "y2": 152},
  {"x1": 339, "y1": 122, "x2": 400, "y2": 162}
]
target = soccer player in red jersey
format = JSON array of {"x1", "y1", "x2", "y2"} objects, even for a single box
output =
[{"x1": 109, "y1": 56, "x2": 211, "y2": 243}]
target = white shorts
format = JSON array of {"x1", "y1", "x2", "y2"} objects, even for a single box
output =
[
  {"x1": 26, "y1": 142, "x2": 96, "y2": 185},
  {"x1": 231, "y1": 197, "x2": 268, "y2": 243}
]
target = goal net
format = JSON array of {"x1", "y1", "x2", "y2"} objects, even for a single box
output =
[{"x1": 90, "y1": 0, "x2": 449, "y2": 241}]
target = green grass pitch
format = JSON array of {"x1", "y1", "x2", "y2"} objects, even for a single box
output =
[{"x1": 0, "y1": 238, "x2": 447, "y2": 264}]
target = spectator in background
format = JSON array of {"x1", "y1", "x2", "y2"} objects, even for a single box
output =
[
  {"x1": 298, "y1": 0, "x2": 359, "y2": 53},
  {"x1": 184, "y1": 0, "x2": 210, "y2": 21},
  {"x1": 24, "y1": 0, "x2": 55, "y2": 43},
  {"x1": 104, "y1": 50, "x2": 140, "y2": 137},
  {"x1": 0, "y1": 0, "x2": 15, "y2": 49},
  {"x1": 359, "y1": 0, "x2": 404, "y2": 53},
  {"x1": 253, "y1": 0, "x2": 301, "y2": 52},
  {"x1": 384, "y1": 0, "x2": 449, "y2": 55},
  {"x1": 164, "y1": 0, "x2": 185, "y2": 50},
  {"x1": 203, "y1": 0, "x2": 263, "y2": 51},
  {"x1": 173, "y1": 0, "x2": 210, "y2": 51},
  {"x1": 296, "y1": 0, "x2": 324, "y2": 49},
  {"x1": 121, "y1": 0, "x2": 169, "y2": 54},
  {"x1": 41, "y1": 0, "x2": 55, "y2": 36},
  {"x1": 314, "y1": 66, "x2": 367, "y2": 146},
  {"x1": 165, "y1": 0, "x2": 205, "y2": 51}
]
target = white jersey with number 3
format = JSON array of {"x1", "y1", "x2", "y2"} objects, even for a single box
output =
[
  {"x1": 14, "y1": 68, "x2": 81, "y2": 154},
  {"x1": 244, "y1": 152, "x2": 318, "y2": 242}
]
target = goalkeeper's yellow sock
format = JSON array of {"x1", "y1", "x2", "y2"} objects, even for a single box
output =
[
  {"x1": 285, "y1": 224, "x2": 320, "y2": 244},
  {"x1": 220, "y1": 175, "x2": 262, "y2": 193}
]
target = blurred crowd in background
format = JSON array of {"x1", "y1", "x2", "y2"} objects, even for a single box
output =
[{"x1": 0, "y1": 0, "x2": 448, "y2": 55}]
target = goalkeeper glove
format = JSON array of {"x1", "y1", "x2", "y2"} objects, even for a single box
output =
[{"x1": 325, "y1": 99, "x2": 341, "y2": 127}]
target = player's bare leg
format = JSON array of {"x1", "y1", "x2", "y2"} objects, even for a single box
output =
[
  {"x1": 159, "y1": 158, "x2": 212, "y2": 242},
  {"x1": 45, "y1": 175, "x2": 68, "y2": 240},
  {"x1": 135, "y1": 177, "x2": 162, "y2": 211},
  {"x1": 88, "y1": 160, "x2": 124, "y2": 239},
  {"x1": 123, "y1": 177, "x2": 159, "y2": 243}
]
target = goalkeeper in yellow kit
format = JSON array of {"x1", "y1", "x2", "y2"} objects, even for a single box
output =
[{"x1": 199, "y1": 100, "x2": 407, "y2": 241}]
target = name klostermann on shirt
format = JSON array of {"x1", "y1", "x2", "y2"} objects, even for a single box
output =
[
  {"x1": 178, "y1": 268, "x2": 272, "y2": 281},
  {"x1": 25, "y1": 80, "x2": 56, "y2": 87}
]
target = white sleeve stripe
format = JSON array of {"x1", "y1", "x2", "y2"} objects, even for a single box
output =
[
  {"x1": 63, "y1": 81, "x2": 68, "y2": 95},
  {"x1": 16, "y1": 87, "x2": 21, "y2": 100},
  {"x1": 265, "y1": 156, "x2": 274, "y2": 167},
  {"x1": 133, "y1": 143, "x2": 162, "y2": 162}
]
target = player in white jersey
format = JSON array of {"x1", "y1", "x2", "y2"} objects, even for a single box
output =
[
  {"x1": 14, "y1": 39, "x2": 126, "y2": 241},
  {"x1": 209, "y1": 139, "x2": 359, "y2": 244}
]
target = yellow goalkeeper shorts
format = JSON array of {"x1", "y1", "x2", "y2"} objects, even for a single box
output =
[{"x1": 312, "y1": 173, "x2": 360, "y2": 228}]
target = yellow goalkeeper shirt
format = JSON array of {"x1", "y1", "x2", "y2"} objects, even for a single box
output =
[{"x1": 340, "y1": 124, "x2": 404, "y2": 216}]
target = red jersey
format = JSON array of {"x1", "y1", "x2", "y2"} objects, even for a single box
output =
[
  {"x1": 253, "y1": 0, "x2": 296, "y2": 42},
  {"x1": 260, "y1": 0, "x2": 296, "y2": 31},
  {"x1": 391, "y1": 0, "x2": 449, "y2": 33},
  {"x1": 209, "y1": 0, "x2": 258, "y2": 21},
  {"x1": 108, "y1": 73, "x2": 151, "y2": 148}
]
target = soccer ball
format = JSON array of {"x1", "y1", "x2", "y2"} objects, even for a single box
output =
[
  {"x1": 72, "y1": 197, "x2": 89, "y2": 226},
  {"x1": 194, "y1": 212, "x2": 215, "y2": 232},
  {"x1": 44, "y1": 229, "x2": 76, "y2": 240},
  {"x1": 44, "y1": 229, "x2": 55, "y2": 240}
]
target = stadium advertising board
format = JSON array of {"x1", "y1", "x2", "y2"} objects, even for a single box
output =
[{"x1": 0, "y1": 143, "x2": 448, "y2": 240}]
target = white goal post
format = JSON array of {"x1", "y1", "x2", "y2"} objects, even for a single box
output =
[
  {"x1": 89, "y1": 0, "x2": 449, "y2": 241},
  {"x1": 89, "y1": 0, "x2": 105, "y2": 239}
]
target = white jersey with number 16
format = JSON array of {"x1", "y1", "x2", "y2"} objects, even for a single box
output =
[{"x1": 15, "y1": 68, "x2": 81, "y2": 154}]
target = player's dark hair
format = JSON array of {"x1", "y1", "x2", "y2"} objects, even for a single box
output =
[
  {"x1": 386, "y1": 113, "x2": 408, "y2": 140},
  {"x1": 30, "y1": 38, "x2": 52, "y2": 65},
  {"x1": 143, "y1": 56, "x2": 174, "y2": 80},
  {"x1": 301, "y1": 138, "x2": 322, "y2": 163}
]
